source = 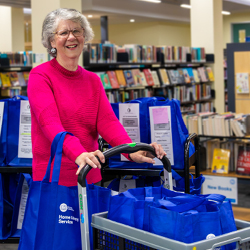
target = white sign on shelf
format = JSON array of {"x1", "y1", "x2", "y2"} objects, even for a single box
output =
[
  {"x1": 34, "y1": 53, "x2": 46, "y2": 64},
  {"x1": 202, "y1": 175, "x2": 238, "y2": 204},
  {"x1": 236, "y1": 73, "x2": 249, "y2": 94}
]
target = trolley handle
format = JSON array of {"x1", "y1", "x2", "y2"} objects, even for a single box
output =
[{"x1": 78, "y1": 142, "x2": 171, "y2": 187}]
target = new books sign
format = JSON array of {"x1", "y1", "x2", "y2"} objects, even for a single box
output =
[{"x1": 202, "y1": 175, "x2": 238, "y2": 204}]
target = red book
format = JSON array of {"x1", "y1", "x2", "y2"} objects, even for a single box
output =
[
  {"x1": 107, "y1": 71, "x2": 120, "y2": 89},
  {"x1": 236, "y1": 146, "x2": 250, "y2": 175},
  {"x1": 143, "y1": 69, "x2": 154, "y2": 86}
]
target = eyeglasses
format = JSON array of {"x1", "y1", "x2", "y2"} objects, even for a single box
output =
[{"x1": 52, "y1": 28, "x2": 85, "y2": 38}]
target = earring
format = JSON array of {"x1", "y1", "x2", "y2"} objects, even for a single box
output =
[{"x1": 51, "y1": 47, "x2": 57, "y2": 53}]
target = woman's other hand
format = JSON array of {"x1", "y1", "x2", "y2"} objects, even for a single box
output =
[
  {"x1": 75, "y1": 150, "x2": 105, "y2": 175},
  {"x1": 128, "y1": 142, "x2": 166, "y2": 164}
]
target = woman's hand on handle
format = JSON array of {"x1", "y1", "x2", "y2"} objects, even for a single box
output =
[
  {"x1": 75, "y1": 150, "x2": 105, "y2": 175},
  {"x1": 129, "y1": 142, "x2": 166, "y2": 163}
]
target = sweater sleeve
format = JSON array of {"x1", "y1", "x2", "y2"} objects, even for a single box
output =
[
  {"x1": 28, "y1": 70, "x2": 86, "y2": 163},
  {"x1": 96, "y1": 79, "x2": 133, "y2": 149}
]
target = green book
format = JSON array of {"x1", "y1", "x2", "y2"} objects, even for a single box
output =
[{"x1": 100, "y1": 73, "x2": 112, "y2": 89}]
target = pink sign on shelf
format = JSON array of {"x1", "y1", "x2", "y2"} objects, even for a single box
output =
[{"x1": 152, "y1": 108, "x2": 169, "y2": 124}]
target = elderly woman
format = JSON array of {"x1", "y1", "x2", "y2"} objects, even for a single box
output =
[{"x1": 28, "y1": 8, "x2": 166, "y2": 187}]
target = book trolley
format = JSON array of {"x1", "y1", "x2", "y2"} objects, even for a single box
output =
[
  {"x1": 78, "y1": 141, "x2": 250, "y2": 250},
  {"x1": 91, "y1": 212, "x2": 250, "y2": 250}
]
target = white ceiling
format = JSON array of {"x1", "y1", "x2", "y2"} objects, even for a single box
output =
[{"x1": 1, "y1": 0, "x2": 250, "y2": 25}]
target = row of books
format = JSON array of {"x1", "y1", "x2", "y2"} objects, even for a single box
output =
[
  {"x1": 184, "y1": 112, "x2": 250, "y2": 137},
  {"x1": 201, "y1": 139, "x2": 250, "y2": 175},
  {"x1": 106, "y1": 88, "x2": 153, "y2": 103},
  {"x1": 86, "y1": 43, "x2": 207, "y2": 64},
  {"x1": 166, "y1": 66, "x2": 214, "y2": 84},
  {"x1": 173, "y1": 84, "x2": 213, "y2": 102},
  {"x1": 0, "y1": 72, "x2": 29, "y2": 87},
  {"x1": 0, "y1": 51, "x2": 33, "y2": 66},
  {"x1": 185, "y1": 102, "x2": 214, "y2": 113},
  {"x1": 96, "y1": 69, "x2": 160, "y2": 89},
  {"x1": 96, "y1": 66, "x2": 214, "y2": 90},
  {"x1": 1, "y1": 88, "x2": 21, "y2": 98}
]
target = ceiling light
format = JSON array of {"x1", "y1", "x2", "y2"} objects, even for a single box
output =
[
  {"x1": 180, "y1": 4, "x2": 191, "y2": 9},
  {"x1": 180, "y1": 4, "x2": 231, "y2": 15},
  {"x1": 130, "y1": 19, "x2": 135, "y2": 22},
  {"x1": 23, "y1": 8, "x2": 32, "y2": 14},
  {"x1": 88, "y1": 15, "x2": 93, "y2": 18},
  {"x1": 137, "y1": 0, "x2": 161, "y2": 3},
  {"x1": 222, "y1": 11, "x2": 231, "y2": 15}
]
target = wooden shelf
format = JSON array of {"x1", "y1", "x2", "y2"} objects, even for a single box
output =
[
  {"x1": 201, "y1": 169, "x2": 250, "y2": 179},
  {"x1": 232, "y1": 206, "x2": 250, "y2": 222}
]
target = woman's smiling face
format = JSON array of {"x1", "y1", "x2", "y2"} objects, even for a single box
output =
[{"x1": 51, "y1": 19, "x2": 85, "y2": 62}]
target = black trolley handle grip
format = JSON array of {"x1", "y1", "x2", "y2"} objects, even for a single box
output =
[{"x1": 78, "y1": 142, "x2": 171, "y2": 187}]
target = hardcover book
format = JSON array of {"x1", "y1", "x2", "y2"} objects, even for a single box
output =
[
  {"x1": 193, "y1": 69, "x2": 201, "y2": 83},
  {"x1": 236, "y1": 146, "x2": 250, "y2": 175},
  {"x1": 124, "y1": 70, "x2": 135, "y2": 87},
  {"x1": 0, "y1": 73, "x2": 12, "y2": 87},
  {"x1": 17, "y1": 72, "x2": 26, "y2": 86},
  {"x1": 182, "y1": 68, "x2": 191, "y2": 84},
  {"x1": 115, "y1": 70, "x2": 127, "y2": 87},
  {"x1": 9, "y1": 72, "x2": 20, "y2": 87},
  {"x1": 177, "y1": 69, "x2": 185, "y2": 84},
  {"x1": 158, "y1": 69, "x2": 170, "y2": 85},
  {"x1": 211, "y1": 148, "x2": 230, "y2": 174},
  {"x1": 107, "y1": 71, "x2": 120, "y2": 89},
  {"x1": 131, "y1": 69, "x2": 143, "y2": 86},
  {"x1": 167, "y1": 70, "x2": 179, "y2": 85},
  {"x1": 206, "y1": 67, "x2": 215, "y2": 81},
  {"x1": 143, "y1": 69, "x2": 154, "y2": 86},
  {"x1": 23, "y1": 71, "x2": 30, "y2": 85},
  {"x1": 151, "y1": 71, "x2": 160, "y2": 86},
  {"x1": 139, "y1": 72, "x2": 148, "y2": 86},
  {"x1": 100, "y1": 73, "x2": 112, "y2": 89}
]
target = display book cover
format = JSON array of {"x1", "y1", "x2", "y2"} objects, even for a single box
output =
[
  {"x1": 236, "y1": 146, "x2": 250, "y2": 175},
  {"x1": 100, "y1": 73, "x2": 112, "y2": 89},
  {"x1": 115, "y1": 70, "x2": 127, "y2": 87},
  {"x1": 142, "y1": 69, "x2": 154, "y2": 86},
  {"x1": 107, "y1": 71, "x2": 120, "y2": 89},
  {"x1": 211, "y1": 148, "x2": 230, "y2": 174},
  {"x1": 0, "y1": 72, "x2": 12, "y2": 87},
  {"x1": 158, "y1": 68, "x2": 170, "y2": 85},
  {"x1": 124, "y1": 70, "x2": 135, "y2": 87}
]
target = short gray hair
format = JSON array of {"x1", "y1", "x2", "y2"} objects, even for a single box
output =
[{"x1": 41, "y1": 8, "x2": 94, "y2": 57}]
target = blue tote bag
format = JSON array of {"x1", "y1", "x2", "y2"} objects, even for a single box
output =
[
  {"x1": 7, "y1": 96, "x2": 32, "y2": 167},
  {"x1": 87, "y1": 183, "x2": 112, "y2": 250},
  {"x1": 172, "y1": 169, "x2": 205, "y2": 194},
  {"x1": 0, "y1": 173, "x2": 19, "y2": 239},
  {"x1": 10, "y1": 173, "x2": 32, "y2": 237},
  {"x1": 109, "y1": 97, "x2": 165, "y2": 169},
  {"x1": 0, "y1": 99, "x2": 8, "y2": 166},
  {"x1": 108, "y1": 186, "x2": 205, "y2": 230},
  {"x1": 148, "y1": 194, "x2": 236, "y2": 249},
  {"x1": 18, "y1": 132, "x2": 81, "y2": 250},
  {"x1": 147, "y1": 98, "x2": 195, "y2": 170}
]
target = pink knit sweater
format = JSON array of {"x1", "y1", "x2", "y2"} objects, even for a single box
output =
[{"x1": 28, "y1": 58, "x2": 132, "y2": 186}]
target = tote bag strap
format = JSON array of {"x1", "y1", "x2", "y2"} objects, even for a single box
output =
[
  {"x1": 198, "y1": 193, "x2": 226, "y2": 203},
  {"x1": 157, "y1": 195, "x2": 206, "y2": 213},
  {"x1": 43, "y1": 132, "x2": 73, "y2": 183},
  {"x1": 51, "y1": 132, "x2": 74, "y2": 183}
]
